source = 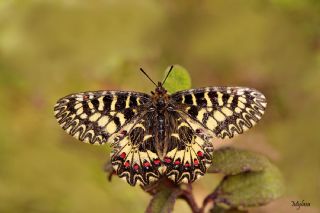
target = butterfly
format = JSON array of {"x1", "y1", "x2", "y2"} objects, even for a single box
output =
[{"x1": 54, "y1": 66, "x2": 267, "y2": 186}]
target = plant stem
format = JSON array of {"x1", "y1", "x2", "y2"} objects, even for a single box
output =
[{"x1": 179, "y1": 186, "x2": 203, "y2": 213}]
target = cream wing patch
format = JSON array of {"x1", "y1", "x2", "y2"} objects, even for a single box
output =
[
  {"x1": 171, "y1": 87, "x2": 267, "y2": 139},
  {"x1": 54, "y1": 91, "x2": 151, "y2": 145}
]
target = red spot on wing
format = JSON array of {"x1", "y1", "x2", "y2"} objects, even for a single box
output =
[
  {"x1": 164, "y1": 157, "x2": 172, "y2": 163},
  {"x1": 196, "y1": 129, "x2": 202, "y2": 134},
  {"x1": 120, "y1": 130, "x2": 127, "y2": 135},
  {"x1": 124, "y1": 161, "x2": 130, "y2": 168},
  {"x1": 185, "y1": 162, "x2": 190, "y2": 167},
  {"x1": 120, "y1": 152, "x2": 126, "y2": 159},
  {"x1": 197, "y1": 151, "x2": 203, "y2": 157},
  {"x1": 133, "y1": 163, "x2": 139, "y2": 171},
  {"x1": 194, "y1": 159, "x2": 199, "y2": 166},
  {"x1": 153, "y1": 159, "x2": 161, "y2": 165},
  {"x1": 174, "y1": 160, "x2": 181, "y2": 165},
  {"x1": 143, "y1": 161, "x2": 151, "y2": 168}
]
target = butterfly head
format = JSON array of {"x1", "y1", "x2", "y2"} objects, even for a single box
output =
[
  {"x1": 139, "y1": 65, "x2": 174, "y2": 94},
  {"x1": 155, "y1": 82, "x2": 167, "y2": 95},
  {"x1": 151, "y1": 82, "x2": 169, "y2": 110},
  {"x1": 140, "y1": 65, "x2": 174, "y2": 110}
]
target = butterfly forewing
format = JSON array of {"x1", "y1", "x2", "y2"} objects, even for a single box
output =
[
  {"x1": 170, "y1": 87, "x2": 267, "y2": 139},
  {"x1": 54, "y1": 91, "x2": 151, "y2": 144}
]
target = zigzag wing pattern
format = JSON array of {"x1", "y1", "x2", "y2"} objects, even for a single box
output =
[
  {"x1": 54, "y1": 91, "x2": 151, "y2": 144},
  {"x1": 162, "y1": 111, "x2": 214, "y2": 184},
  {"x1": 171, "y1": 87, "x2": 267, "y2": 139},
  {"x1": 110, "y1": 113, "x2": 163, "y2": 186}
]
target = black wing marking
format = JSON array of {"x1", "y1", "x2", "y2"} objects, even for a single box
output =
[
  {"x1": 110, "y1": 112, "x2": 163, "y2": 186},
  {"x1": 170, "y1": 87, "x2": 267, "y2": 139},
  {"x1": 54, "y1": 90, "x2": 151, "y2": 144},
  {"x1": 162, "y1": 111, "x2": 214, "y2": 184}
]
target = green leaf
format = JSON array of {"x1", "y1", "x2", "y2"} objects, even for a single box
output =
[
  {"x1": 145, "y1": 186, "x2": 181, "y2": 213},
  {"x1": 214, "y1": 163, "x2": 285, "y2": 209},
  {"x1": 163, "y1": 65, "x2": 191, "y2": 93},
  {"x1": 208, "y1": 147, "x2": 270, "y2": 175}
]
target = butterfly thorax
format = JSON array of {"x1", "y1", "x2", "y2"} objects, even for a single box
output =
[{"x1": 151, "y1": 82, "x2": 170, "y2": 111}]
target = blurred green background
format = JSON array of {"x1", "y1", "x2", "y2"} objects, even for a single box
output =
[{"x1": 1, "y1": 1, "x2": 319, "y2": 212}]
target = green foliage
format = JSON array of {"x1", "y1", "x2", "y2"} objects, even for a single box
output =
[
  {"x1": 208, "y1": 148, "x2": 270, "y2": 175},
  {"x1": 210, "y1": 148, "x2": 285, "y2": 211},
  {"x1": 215, "y1": 163, "x2": 284, "y2": 209},
  {"x1": 146, "y1": 187, "x2": 180, "y2": 213},
  {"x1": 270, "y1": 0, "x2": 320, "y2": 10},
  {"x1": 163, "y1": 65, "x2": 191, "y2": 94}
]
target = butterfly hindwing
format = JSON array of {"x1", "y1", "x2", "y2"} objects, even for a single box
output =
[
  {"x1": 54, "y1": 91, "x2": 151, "y2": 144},
  {"x1": 110, "y1": 113, "x2": 162, "y2": 186},
  {"x1": 163, "y1": 111, "x2": 214, "y2": 184},
  {"x1": 171, "y1": 87, "x2": 267, "y2": 139}
]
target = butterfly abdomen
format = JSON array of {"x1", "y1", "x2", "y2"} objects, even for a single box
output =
[{"x1": 157, "y1": 113, "x2": 166, "y2": 142}]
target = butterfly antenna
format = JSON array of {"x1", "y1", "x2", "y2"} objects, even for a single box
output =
[
  {"x1": 162, "y1": 65, "x2": 174, "y2": 85},
  {"x1": 140, "y1": 68, "x2": 157, "y2": 87}
]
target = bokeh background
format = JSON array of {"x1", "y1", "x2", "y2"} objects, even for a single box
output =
[{"x1": 1, "y1": 1, "x2": 319, "y2": 212}]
